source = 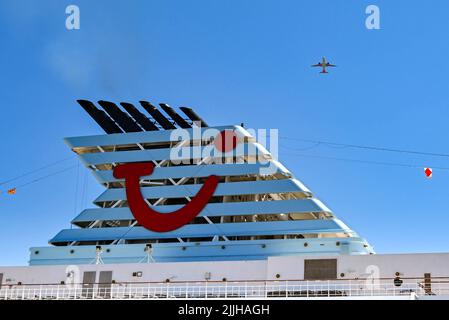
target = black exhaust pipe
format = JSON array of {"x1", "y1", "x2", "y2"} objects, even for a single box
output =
[
  {"x1": 98, "y1": 100, "x2": 143, "y2": 133},
  {"x1": 159, "y1": 103, "x2": 192, "y2": 129},
  {"x1": 120, "y1": 102, "x2": 159, "y2": 131},
  {"x1": 77, "y1": 99, "x2": 123, "y2": 134},
  {"x1": 139, "y1": 101, "x2": 176, "y2": 130},
  {"x1": 180, "y1": 107, "x2": 209, "y2": 127}
]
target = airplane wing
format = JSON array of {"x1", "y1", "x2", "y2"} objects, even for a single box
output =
[
  {"x1": 325, "y1": 63, "x2": 337, "y2": 67},
  {"x1": 311, "y1": 63, "x2": 323, "y2": 67}
]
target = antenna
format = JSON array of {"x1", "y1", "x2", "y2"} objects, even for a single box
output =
[
  {"x1": 93, "y1": 245, "x2": 104, "y2": 265},
  {"x1": 139, "y1": 244, "x2": 155, "y2": 263}
]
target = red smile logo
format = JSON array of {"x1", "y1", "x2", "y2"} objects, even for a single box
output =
[{"x1": 113, "y1": 130, "x2": 237, "y2": 232}]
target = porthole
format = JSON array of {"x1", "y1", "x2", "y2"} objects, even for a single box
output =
[
  {"x1": 340, "y1": 273, "x2": 345, "y2": 278},
  {"x1": 275, "y1": 274, "x2": 281, "y2": 279},
  {"x1": 304, "y1": 242, "x2": 308, "y2": 247},
  {"x1": 106, "y1": 249, "x2": 111, "y2": 253},
  {"x1": 336, "y1": 241, "x2": 341, "y2": 246},
  {"x1": 222, "y1": 278, "x2": 227, "y2": 282},
  {"x1": 221, "y1": 245, "x2": 226, "y2": 250},
  {"x1": 34, "y1": 251, "x2": 39, "y2": 255},
  {"x1": 70, "y1": 250, "x2": 75, "y2": 254},
  {"x1": 261, "y1": 244, "x2": 266, "y2": 248},
  {"x1": 182, "y1": 247, "x2": 187, "y2": 251}
]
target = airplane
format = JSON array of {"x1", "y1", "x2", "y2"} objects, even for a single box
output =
[{"x1": 312, "y1": 57, "x2": 336, "y2": 74}]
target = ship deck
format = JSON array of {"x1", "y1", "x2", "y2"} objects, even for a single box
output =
[{"x1": 1, "y1": 278, "x2": 449, "y2": 300}]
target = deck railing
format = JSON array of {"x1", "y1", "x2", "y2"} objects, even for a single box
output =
[{"x1": 1, "y1": 278, "x2": 448, "y2": 300}]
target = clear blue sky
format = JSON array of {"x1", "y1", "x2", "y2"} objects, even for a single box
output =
[{"x1": 1, "y1": 0, "x2": 449, "y2": 265}]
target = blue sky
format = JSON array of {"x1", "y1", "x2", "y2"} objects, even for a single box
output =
[{"x1": 1, "y1": 0, "x2": 449, "y2": 265}]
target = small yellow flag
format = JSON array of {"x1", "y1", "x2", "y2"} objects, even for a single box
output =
[{"x1": 7, "y1": 188, "x2": 16, "y2": 195}]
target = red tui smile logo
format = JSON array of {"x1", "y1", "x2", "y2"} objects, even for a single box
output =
[
  {"x1": 113, "y1": 130, "x2": 238, "y2": 232},
  {"x1": 113, "y1": 163, "x2": 219, "y2": 232}
]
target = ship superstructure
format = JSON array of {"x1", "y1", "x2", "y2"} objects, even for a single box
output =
[
  {"x1": 29, "y1": 100, "x2": 373, "y2": 266},
  {"x1": 1, "y1": 100, "x2": 449, "y2": 301}
]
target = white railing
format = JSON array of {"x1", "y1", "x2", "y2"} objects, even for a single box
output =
[{"x1": 1, "y1": 278, "x2": 448, "y2": 300}]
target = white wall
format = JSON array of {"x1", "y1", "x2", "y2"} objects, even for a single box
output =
[
  {"x1": 266, "y1": 252, "x2": 449, "y2": 280},
  {"x1": 1, "y1": 252, "x2": 449, "y2": 285},
  {"x1": 0, "y1": 260, "x2": 267, "y2": 285}
]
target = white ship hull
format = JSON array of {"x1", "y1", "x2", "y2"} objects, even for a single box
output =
[{"x1": 1, "y1": 252, "x2": 449, "y2": 300}]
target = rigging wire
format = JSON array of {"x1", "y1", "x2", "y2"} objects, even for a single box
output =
[
  {"x1": 1, "y1": 134, "x2": 446, "y2": 192},
  {"x1": 0, "y1": 156, "x2": 76, "y2": 186},
  {"x1": 74, "y1": 160, "x2": 80, "y2": 215},
  {"x1": 279, "y1": 136, "x2": 449, "y2": 158},
  {"x1": 12, "y1": 165, "x2": 79, "y2": 190},
  {"x1": 81, "y1": 169, "x2": 88, "y2": 209},
  {"x1": 280, "y1": 149, "x2": 449, "y2": 171}
]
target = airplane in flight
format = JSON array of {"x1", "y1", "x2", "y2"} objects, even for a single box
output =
[{"x1": 312, "y1": 57, "x2": 336, "y2": 73}]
